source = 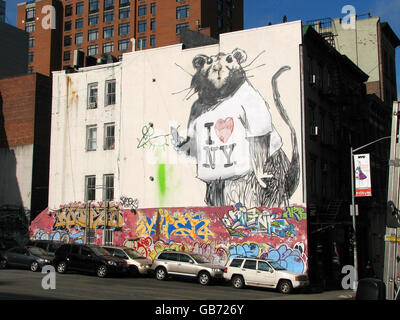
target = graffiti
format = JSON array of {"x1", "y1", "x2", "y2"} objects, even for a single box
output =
[
  {"x1": 171, "y1": 49, "x2": 300, "y2": 208},
  {"x1": 137, "y1": 124, "x2": 171, "y2": 150},
  {"x1": 120, "y1": 196, "x2": 139, "y2": 211},
  {"x1": 53, "y1": 203, "x2": 124, "y2": 230},
  {"x1": 282, "y1": 206, "x2": 307, "y2": 222},
  {"x1": 261, "y1": 244, "x2": 306, "y2": 274},
  {"x1": 31, "y1": 229, "x2": 84, "y2": 244},
  {"x1": 136, "y1": 209, "x2": 215, "y2": 241},
  {"x1": 222, "y1": 203, "x2": 296, "y2": 238},
  {"x1": 229, "y1": 243, "x2": 260, "y2": 259}
]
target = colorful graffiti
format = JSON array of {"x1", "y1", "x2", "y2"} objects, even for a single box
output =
[{"x1": 30, "y1": 204, "x2": 308, "y2": 273}]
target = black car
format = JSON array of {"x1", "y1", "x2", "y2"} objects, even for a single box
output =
[
  {"x1": 0, "y1": 246, "x2": 53, "y2": 272},
  {"x1": 27, "y1": 240, "x2": 63, "y2": 257},
  {"x1": 53, "y1": 244, "x2": 128, "y2": 278}
]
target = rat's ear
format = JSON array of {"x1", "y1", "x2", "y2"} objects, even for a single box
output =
[
  {"x1": 192, "y1": 55, "x2": 208, "y2": 70},
  {"x1": 232, "y1": 48, "x2": 247, "y2": 64}
]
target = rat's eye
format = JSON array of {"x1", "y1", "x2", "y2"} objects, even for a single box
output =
[
  {"x1": 226, "y1": 55, "x2": 233, "y2": 63},
  {"x1": 207, "y1": 58, "x2": 213, "y2": 64}
]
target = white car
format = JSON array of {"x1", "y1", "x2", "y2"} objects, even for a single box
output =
[
  {"x1": 223, "y1": 257, "x2": 309, "y2": 294},
  {"x1": 102, "y1": 246, "x2": 152, "y2": 276}
]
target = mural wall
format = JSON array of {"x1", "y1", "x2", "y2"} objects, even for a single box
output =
[{"x1": 36, "y1": 22, "x2": 307, "y2": 272}]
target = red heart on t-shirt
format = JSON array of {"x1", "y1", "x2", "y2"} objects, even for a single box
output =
[{"x1": 214, "y1": 118, "x2": 234, "y2": 143}]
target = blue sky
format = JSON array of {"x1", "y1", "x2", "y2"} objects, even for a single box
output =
[{"x1": 4, "y1": 0, "x2": 400, "y2": 95}]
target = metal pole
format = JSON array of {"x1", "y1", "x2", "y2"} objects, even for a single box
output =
[{"x1": 350, "y1": 147, "x2": 358, "y2": 290}]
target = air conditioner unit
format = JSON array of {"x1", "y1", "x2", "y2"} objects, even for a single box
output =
[{"x1": 89, "y1": 102, "x2": 97, "y2": 109}]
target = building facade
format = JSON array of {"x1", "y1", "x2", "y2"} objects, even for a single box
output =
[
  {"x1": 0, "y1": 0, "x2": 5, "y2": 23},
  {"x1": 16, "y1": 0, "x2": 243, "y2": 76}
]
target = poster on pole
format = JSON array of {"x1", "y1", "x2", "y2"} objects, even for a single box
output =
[{"x1": 354, "y1": 154, "x2": 372, "y2": 197}]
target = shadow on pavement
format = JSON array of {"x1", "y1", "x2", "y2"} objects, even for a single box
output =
[{"x1": 0, "y1": 292, "x2": 61, "y2": 300}]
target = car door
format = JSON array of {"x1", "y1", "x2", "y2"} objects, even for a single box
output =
[
  {"x1": 241, "y1": 259, "x2": 258, "y2": 285},
  {"x1": 5, "y1": 248, "x2": 22, "y2": 267},
  {"x1": 165, "y1": 252, "x2": 180, "y2": 274},
  {"x1": 79, "y1": 246, "x2": 97, "y2": 272},
  {"x1": 68, "y1": 245, "x2": 82, "y2": 270},
  {"x1": 177, "y1": 253, "x2": 196, "y2": 276},
  {"x1": 256, "y1": 261, "x2": 276, "y2": 287}
]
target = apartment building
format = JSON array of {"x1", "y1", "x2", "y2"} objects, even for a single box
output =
[{"x1": 16, "y1": 0, "x2": 243, "y2": 75}]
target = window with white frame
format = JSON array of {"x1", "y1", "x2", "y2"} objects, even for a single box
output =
[
  {"x1": 104, "y1": 123, "x2": 115, "y2": 150},
  {"x1": 103, "y1": 42, "x2": 114, "y2": 53},
  {"x1": 86, "y1": 125, "x2": 97, "y2": 151},
  {"x1": 103, "y1": 174, "x2": 114, "y2": 201},
  {"x1": 85, "y1": 175, "x2": 96, "y2": 201},
  {"x1": 87, "y1": 44, "x2": 98, "y2": 56},
  {"x1": 87, "y1": 83, "x2": 98, "y2": 108},
  {"x1": 105, "y1": 80, "x2": 116, "y2": 106}
]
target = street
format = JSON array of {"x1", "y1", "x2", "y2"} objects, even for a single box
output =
[{"x1": 0, "y1": 268, "x2": 355, "y2": 300}]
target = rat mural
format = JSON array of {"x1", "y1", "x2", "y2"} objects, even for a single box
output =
[{"x1": 171, "y1": 48, "x2": 300, "y2": 208}]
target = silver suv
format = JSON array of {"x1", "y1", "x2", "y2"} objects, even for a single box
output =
[
  {"x1": 151, "y1": 251, "x2": 225, "y2": 285},
  {"x1": 223, "y1": 257, "x2": 309, "y2": 294}
]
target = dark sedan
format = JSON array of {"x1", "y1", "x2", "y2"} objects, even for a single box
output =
[{"x1": 0, "y1": 246, "x2": 53, "y2": 272}]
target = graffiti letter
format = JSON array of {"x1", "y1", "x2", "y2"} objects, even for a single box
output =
[
  {"x1": 203, "y1": 146, "x2": 218, "y2": 169},
  {"x1": 204, "y1": 122, "x2": 214, "y2": 145},
  {"x1": 220, "y1": 143, "x2": 236, "y2": 168}
]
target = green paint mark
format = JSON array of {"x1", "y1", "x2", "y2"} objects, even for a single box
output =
[{"x1": 158, "y1": 164, "x2": 166, "y2": 197}]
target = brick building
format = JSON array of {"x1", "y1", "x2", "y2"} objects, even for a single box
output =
[{"x1": 16, "y1": 0, "x2": 243, "y2": 75}]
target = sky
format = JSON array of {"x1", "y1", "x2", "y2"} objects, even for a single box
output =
[{"x1": 4, "y1": 0, "x2": 400, "y2": 95}]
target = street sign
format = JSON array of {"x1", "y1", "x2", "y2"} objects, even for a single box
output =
[{"x1": 354, "y1": 154, "x2": 372, "y2": 197}]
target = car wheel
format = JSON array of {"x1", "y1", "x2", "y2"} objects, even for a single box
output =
[
  {"x1": 155, "y1": 267, "x2": 167, "y2": 281},
  {"x1": 97, "y1": 265, "x2": 108, "y2": 278},
  {"x1": 56, "y1": 261, "x2": 67, "y2": 274},
  {"x1": 232, "y1": 275, "x2": 245, "y2": 289},
  {"x1": 0, "y1": 259, "x2": 7, "y2": 269},
  {"x1": 198, "y1": 271, "x2": 211, "y2": 286},
  {"x1": 30, "y1": 261, "x2": 39, "y2": 272},
  {"x1": 278, "y1": 280, "x2": 293, "y2": 294}
]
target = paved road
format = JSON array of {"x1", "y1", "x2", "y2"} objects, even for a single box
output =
[{"x1": 0, "y1": 268, "x2": 354, "y2": 300}]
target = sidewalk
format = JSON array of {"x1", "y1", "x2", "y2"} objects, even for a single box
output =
[{"x1": 267, "y1": 288, "x2": 356, "y2": 300}]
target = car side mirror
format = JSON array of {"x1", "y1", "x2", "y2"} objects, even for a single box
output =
[
  {"x1": 189, "y1": 260, "x2": 194, "y2": 264},
  {"x1": 270, "y1": 269, "x2": 274, "y2": 273}
]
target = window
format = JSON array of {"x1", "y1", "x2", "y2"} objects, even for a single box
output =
[
  {"x1": 104, "y1": 0, "x2": 114, "y2": 10},
  {"x1": 87, "y1": 83, "x2": 98, "y2": 108},
  {"x1": 103, "y1": 26, "x2": 114, "y2": 39},
  {"x1": 103, "y1": 42, "x2": 114, "y2": 53},
  {"x1": 103, "y1": 174, "x2": 114, "y2": 201},
  {"x1": 104, "y1": 123, "x2": 115, "y2": 149},
  {"x1": 89, "y1": 0, "x2": 99, "y2": 13},
  {"x1": 81, "y1": 247, "x2": 92, "y2": 256},
  {"x1": 137, "y1": 37, "x2": 146, "y2": 49},
  {"x1": 138, "y1": 5, "x2": 147, "y2": 16},
  {"x1": 176, "y1": 22, "x2": 189, "y2": 34},
  {"x1": 25, "y1": 23, "x2": 35, "y2": 33},
  {"x1": 64, "y1": 35, "x2": 72, "y2": 46},
  {"x1": 119, "y1": 23, "x2": 130, "y2": 36},
  {"x1": 65, "y1": 4, "x2": 73, "y2": 17},
  {"x1": 28, "y1": 37, "x2": 35, "y2": 49},
  {"x1": 85, "y1": 175, "x2": 96, "y2": 201},
  {"x1": 217, "y1": 0, "x2": 223, "y2": 12},
  {"x1": 150, "y1": 18, "x2": 156, "y2": 31},
  {"x1": 103, "y1": 10, "x2": 114, "y2": 22},
  {"x1": 118, "y1": 55, "x2": 123, "y2": 61},
  {"x1": 26, "y1": 7, "x2": 36, "y2": 21},
  {"x1": 118, "y1": 39, "x2": 130, "y2": 51},
  {"x1": 243, "y1": 260, "x2": 257, "y2": 270},
  {"x1": 64, "y1": 20, "x2": 72, "y2": 31},
  {"x1": 63, "y1": 51, "x2": 71, "y2": 61},
  {"x1": 28, "y1": 52, "x2": 34, "y2": 63},
  {"x1": 258, "y1": 261, "x2": 271, "y2": 272},
  {"x1": 86, "y1": 126, "x2": 97, "y2": 151},
  {"x1": 229, "y1": 259, "x2": 244, "y2": 268},
  {"x1": 88, "y1": 13, "x2": 99, "y2": 26},
  {"x1": 119, "y1": 7, "x2": 130, "y2": 19},
  {"x1": 88, "y1": 29, "x2": 99, "y2": 41},
  {"x1": 179, "y1": 254, "x2": 193, "y2": 263},
  {"x1": 75, "y1": 18, "x2": 83, "y2": 29},
  {"x1": 138, "y1": 20, "x2": 147, "y2": 33},
  {"x1": 150, "y1": 3, "x2": 156, "y2": 14},
  {"x1": 27, "y1": 66, "x2": 33, "y2": 74},
  {"x1": 119, "y1": 0, "x2": 130, "y2": 7},
  {"x1": 176, "y1": 5, "x2": 189, "y2": 19},
  {"x1": 150, "y1": 34, "x2": 156, "y2": 47},
  {"x1": 75, "y1": 32, "x2": 83, "y2": 45},
  {"x1": 105, "y1": 80, "x2": 116, "y2": 105},
  {"x1": 76, "y1": 2, "x2": 84, "y2": 15},
  {"x1": 217, "y1": 15, "x2": 223, "y2": 29}
]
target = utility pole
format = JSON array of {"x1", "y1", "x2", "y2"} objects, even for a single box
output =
[{"x1": 384, "y1": 101, "x2": 400, "y2": 300}]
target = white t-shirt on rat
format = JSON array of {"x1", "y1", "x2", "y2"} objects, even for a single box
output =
[{"x1": 188, "y1": 81, "x2": 283, "y2": 182}]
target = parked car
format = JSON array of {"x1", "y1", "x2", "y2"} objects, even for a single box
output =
[
  {"x1": 151, "y1": 251, "x2": 225, "y2": 285},
  {"x1": 0, "y1": 246, "x2": 53, "y2": 272},
  {"x1": 27, "y1": 240, "x2": 63, "y2": 257},
  {"x1": 102, "y1": 245, "x2": 152, "y2": 276},
  {"x1": 53, "y1": 244, "x2": 128, "y2": 278},
  {"x1": 223, "y1": 257, "x2": 309, "y2": 294},
  {"x1": 0, "y1": 238, "x2": 19, "y2": 262}
]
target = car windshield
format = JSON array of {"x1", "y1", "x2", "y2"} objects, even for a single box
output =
[
  {"x1": 29, "y1": 247, "x2": 47, "y2": 256},
  {"x1": 269, "y1": 261, "x2": 286, "y2": 270},
  {"x1": 91, "y1": 247, "x2": 111, "y2": 256},
  {"x1": 190, "y1": 254, "x2": 210, "y2": 264},
  {"x1": 125, "y1": 249, "x2": 145, "y2": 259}
]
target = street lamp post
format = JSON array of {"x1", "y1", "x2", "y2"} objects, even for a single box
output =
[{"x1": 350, "y1": 136, "x2": 391, "y2": 290}]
